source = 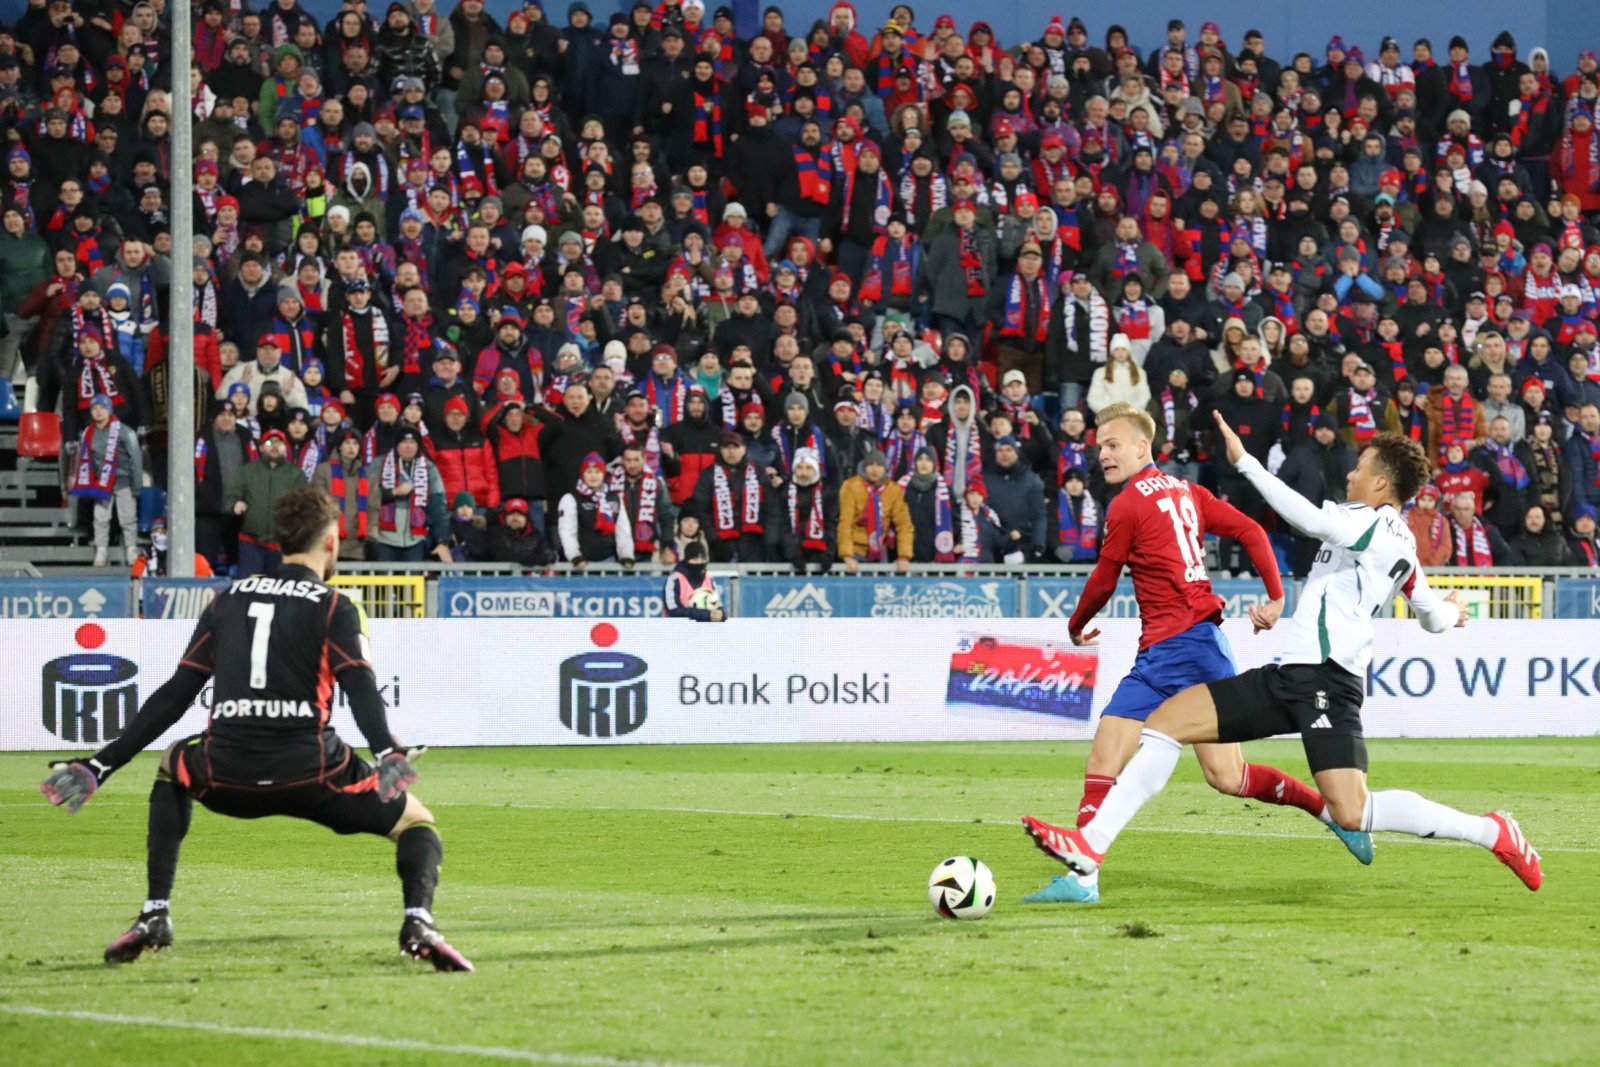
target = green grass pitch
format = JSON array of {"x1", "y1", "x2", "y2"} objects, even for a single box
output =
[{"x1": 3, "y1": 739, "x2": 1597, "y2": 1066}]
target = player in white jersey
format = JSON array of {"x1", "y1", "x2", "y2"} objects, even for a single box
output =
[{"x1": 1023, "y1": 417, "x2": 1544, "y2": 892}]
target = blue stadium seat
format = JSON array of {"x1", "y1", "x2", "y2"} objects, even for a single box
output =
[{"x1": 0, "y1": 381, "x2": 19, "y2": 422}]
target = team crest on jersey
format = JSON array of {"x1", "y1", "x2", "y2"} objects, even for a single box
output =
[{"x1": 1315, "y1": 691, "x2": 1329, "y2": 710}]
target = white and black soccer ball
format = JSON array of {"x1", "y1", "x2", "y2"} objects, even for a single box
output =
[
  {"x1": 927, "y1": 856, "x2": 995, "y2": 920},
  {"x1": 690, "y1": 588, "x2": 721, "y2": 612}
]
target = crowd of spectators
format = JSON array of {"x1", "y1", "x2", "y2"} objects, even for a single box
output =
[{"x1": 3, "y1": 1, "x2": 1600, "y2": 576}]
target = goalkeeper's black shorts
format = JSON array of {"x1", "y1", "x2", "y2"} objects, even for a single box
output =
[{"x1": 172, "y1": 734, "x2": 407, "y2": 836}]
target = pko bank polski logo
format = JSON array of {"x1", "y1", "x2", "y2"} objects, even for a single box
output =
[
  {"x1": 558, "y1": 624, "x2": 648, "y2": 738},
  {"x1": 42, "y1": 623, "x2": 139, "y2": 743}
]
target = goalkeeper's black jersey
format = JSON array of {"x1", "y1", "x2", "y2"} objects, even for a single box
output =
[{"x1": 180, "y1": 563, "x2": 373, "y2": 785}]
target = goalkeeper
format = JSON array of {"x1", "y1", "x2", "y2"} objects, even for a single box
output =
[{"x1": 39, "y1": 486, "x2": 473, "y2": 971}]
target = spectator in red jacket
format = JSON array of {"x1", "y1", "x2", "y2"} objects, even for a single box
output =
[{"x1": 432, "y1": 394, "x2": 501, "y2": 512}]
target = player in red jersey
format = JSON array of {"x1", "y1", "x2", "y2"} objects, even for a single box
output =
[{"x1": 1022, "y1": 404, "x2": 1372, "y2": 904}]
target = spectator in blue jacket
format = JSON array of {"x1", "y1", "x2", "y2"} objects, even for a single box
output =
[
  {"x1": 983, "y1": 435, "x2": 1047, "y2": 563},
  {"x1": 1563, "y1": 404, "x2": 1600, "y2": 511}
]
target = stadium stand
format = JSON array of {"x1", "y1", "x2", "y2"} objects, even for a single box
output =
[{"x1": 2, "y1": 1, "x2": 1599, "y2": 582}]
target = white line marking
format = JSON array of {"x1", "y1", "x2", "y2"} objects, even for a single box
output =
[
  {"x1": 432, "y1": 801, "x2": 1600, "y2": 854},
  {"x1": 0, "y1": 1005, "x2": 718, "y2": 1067},
  {"x1": 7, "y1": 800, "x2": 1598, "y2": 854}
]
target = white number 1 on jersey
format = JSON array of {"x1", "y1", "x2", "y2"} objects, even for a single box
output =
[
  {"x1": 247, "y1": 602, "x2": 276, "y2": 689},
  {"x1": 1157, "y1": 496, "x2": 1208, "y2": 582}
]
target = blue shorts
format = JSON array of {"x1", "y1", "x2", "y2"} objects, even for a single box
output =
[{"x1": 1101, "y1": 622, "x2": 1238, "y2": 722}]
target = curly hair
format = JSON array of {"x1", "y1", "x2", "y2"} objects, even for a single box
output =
[
  {"x1": 1366, "y1": 432, "x2": 1433, "y2": 504},
  {"x1": 273, "y1": 486, "x2": 342, "y2": 556}
]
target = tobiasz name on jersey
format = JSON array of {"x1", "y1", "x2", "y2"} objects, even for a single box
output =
[{"x1": 229, "y1": 575, "x2": 331, "y2": 602}]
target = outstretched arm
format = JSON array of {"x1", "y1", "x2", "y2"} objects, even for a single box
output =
[{"x1": 1213, "y1": 413, "x2": 1376, "y2": 548}]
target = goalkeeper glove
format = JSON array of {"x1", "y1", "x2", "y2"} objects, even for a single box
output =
[
  {"x1": 374, "y1": 746, "x2": 425, "y2": 802},
  {"x1": 41, "y1": 758, "x2": 110, "y2": 813}
]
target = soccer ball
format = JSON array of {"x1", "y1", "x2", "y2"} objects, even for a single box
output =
[
  {"x1": 690, "y1": 588, "x2": 721, "y2": 612},
  {"x1": 927, "y1": 856, "x2": 995, "y2": 920}
]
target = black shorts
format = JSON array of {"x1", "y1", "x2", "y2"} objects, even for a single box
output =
[
  {"x1": 1207, "y1": 661, "x2": 1368, "y2": 774},
  {"x1": 173, "y1": 735, "x2": 407, "y2": 836}
]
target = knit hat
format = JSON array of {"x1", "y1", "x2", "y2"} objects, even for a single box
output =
[
  {"x1": 785, "y1": 391, "x2": 808, "y2": 411},
  {"x1": 89, "y1": 393, "x2": 112, "y2": 411},
  {"x1": 580, "y1": 451, "x2": 607, "y2": 473},
  {"x1": 719, "y1": 429, "x2": 745, "y2": 448},
  {"x1": 793, "y1": 446, "x2": 822, "y2": 472},
  {"x1": 444, "y1": 395, "x2": 470, "y2": 418},
  {"x1": 453, "y1": 491, "x2": 476, "y2": 510}
]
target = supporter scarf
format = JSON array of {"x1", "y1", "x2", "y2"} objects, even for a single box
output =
[
  {"x1": 195, "y1": 435, "x2": 258, "y2": 485},
  {"x1": 1345, "y1": 387, "x2": 1378, "y2": 442},
  {"x1": 1155, "y1": 387, "x2": 1194, "y2": 446},
  {"x1": 619, "y1": 418, "x2": 663, "y2": 474},
  {"x1": 72, "y1": 230, "x2": 107, "y2": 274},
  {"x1": 1449, "y1": 62, "x2": 1475, "y2": 100},
  {"x1": 1437, "y1": 392, "x2": 1477, "y2": 452},
  {"x1": 1556, "y1": 125, "x2": 1600, "y2": 191},
  {"x1": 1061, "y1": 292, "x2": 1110, "y2": 362},
  {"x1": 788, "y1": 480, "x2": 829, "y2": 552},
  {"x1": 958, "y1": 498, "x2": 1000, "y2": 562},
  {"x1": 400, "y1": 313, "x2": 434, "y2": 374},
  {"x1": 71, "y1": 420, "x2": 120, "y2": 499},
  {"x1": 1001, "y1": 273, "x2": 1050, "y2": 342},
  {"x1": 612, "y1": 468, "x2": 658, "y2": 551},
  {"x1": 1578, "y1": 537, "x2": 1599, "y2": 566},
  {"x1": 329, "y1": 464, "x2": 369, "y2": 540},
  {"x1": 379, "y1": 451, "x2": 431, "y2": 536},
  {"x1": 77, "y1": 356, "x2": 118, "y2": 410},
  {"x1": 342, "y1": 308, "x2": 389, "y2": 390},
  {"x1": 1266, "y1": 288, "x2": 1298, "y2": 334},
  {"x1": 860, "y1": 482, "x2": 886, "y2": 561},
  {"x1": 842, "y1": 167, "x2": 893, "y2": 235},
  {"x1": 794, "y1": 148, "x2": 832, "y2": 205},
  {"x1": 1057, "y1": 489, "x2": 1100, "y2": 559},
  {"x1": 291, "y1": 438, "x2": 320, "y2": 480},
  {"x1": 195, "y1": 277, "x2": 218, "y2": 329},
  {"x1": 857, "y1": 400, "x2": 893, "y2": 441},
  {"x1": 610, "y1": 37, "x2": 641, "y2": 74},
  {"x1": 1058, "y1": 438, "x2": 1089, "y2": 482},
  {"x1": 1116, "y1": 297, "x2": 1151, "y2": 340},
  {"x1": 1487, "y1": 440, "x2": 1529, "y2": 489},
  {"x1": 884, "y1": 429, "x2": 926, "y2": 480},
  {"x1": 859, "y1": 234, "x2": 915, "y2": 303},
  {"x1": 689, "y1": 186, "x2": 710, "y2": 224},
  {"x1": 957, "y1": 227, "x2": 986, "y2": 297},
  {"x1": 1396, "y1": 403, "x2": 1426, "y2": 443},
  {"x1": 1282, "y1": 402, "x2": 1320, "y2": 437},
  {"x1": 900, "y1": 470, "x2": 954, "y2": 560},
  {"x1": 1452, "y1": 516, "x2": 1493, "y2": 565},
  {"x1": 573, "y1": 468, "x2": 617, "y2": 536},
  {"x1": 455, "y1": 142, "x2": 498, "y2": 197},
  {"x1": 645, "y1": 375, "x2": 688, "y2": 425},
  {"x1": 1511, "y1": 92, "x2": 1549, "y2": 149},
  {"x1": 712, "y1": 462, "x2": 762, "y2": 538},
  {"x1": 693, "y1": 84, "x2": 724, "y2": 157},
  {"x1": 773, "y1": 423, "x2": 827, "y2": 479},
  {"x1": 943, "y1": 420, "x2": 984, "y2": 494}
]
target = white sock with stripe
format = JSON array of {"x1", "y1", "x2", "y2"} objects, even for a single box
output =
[
  {"x1": 1081, "y1": 729, "x2": 1182, "y2": 854},
  {"x1": 1362, "y1": 790, "x2": 1499, "y2": 849}
]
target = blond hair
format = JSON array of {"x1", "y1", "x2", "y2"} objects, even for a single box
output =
[{"x1": 1096, "y1": 402, "x2": 1156, "y2": 441}]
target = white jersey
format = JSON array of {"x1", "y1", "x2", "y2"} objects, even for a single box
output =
[{"x1": 1235, "y1": 454, "x2": 1456, "y2": 674}]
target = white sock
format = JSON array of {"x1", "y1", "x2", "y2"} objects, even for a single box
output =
[
  {"x1": 404, "y1": 906, "x2": 434, "y2": 924},
  {"x1": 1082, "y1": 729, "x2": 1182, "y2": 854},
  {"x1": 1362, "y1": 790, "x2": 1499, "y2": 849},
  {"x1": 1315, "y1": 805, "x2": 1333, "y2": 826},
  {"x1": 142, "y1": 899, "x2": 169, "y2": 913}
]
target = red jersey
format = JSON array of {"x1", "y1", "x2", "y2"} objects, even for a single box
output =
[{"x1": 1072, "y1": 465, "x2": 1284, "y2": 650}]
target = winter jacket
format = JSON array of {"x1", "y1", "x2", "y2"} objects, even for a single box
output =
[
  {"x1": 489, "y1": 408, "x2": 550, "y2": 503},
  {"x1": 432, "y1": 423, "x2": 501, "y2": 511},
  {"x1": 223, "y1": 456, "x2": 309, "y2": 545},
  {"x1": 661, "y1": 411, "x2": 720, "y2": 504},
  {"x1": 836, "y1": 475, "x2": 914, "y2": 562},
  {"x1": 921, "y1": 223, "x2": 997, "y2": 322},
  {"x1": 0, "y1": 229, "x2": 49, "y2": 309},
  {"x1": 981, "y1": 459, "x2": 1047, "y2": 557},
  {"x1": 537, "y1": 405, "x2": 624, "y2": 509},
  {"x1": 486, "y1": 516, "x2": 556, "y2": 567}
]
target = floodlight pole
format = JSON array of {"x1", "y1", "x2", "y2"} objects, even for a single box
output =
[{"x1": 167, "y1": 0, "x2": 196, "y2": 576}]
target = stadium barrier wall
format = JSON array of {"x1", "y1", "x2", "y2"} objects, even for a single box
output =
[
  {"x1": 8, "y1": 572, "x2": 1600, "y2": 621},
  {"x1": 9, "y1": 619, "x2": 1598, "y2": 752}
]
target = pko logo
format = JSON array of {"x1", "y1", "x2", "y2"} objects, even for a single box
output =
[
  {"x1": 42, "y1": 623, "x2": 139, "y2": 743},
  {"x1": 557, "y1": 624, "x2": 647, "y2": 738}
]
